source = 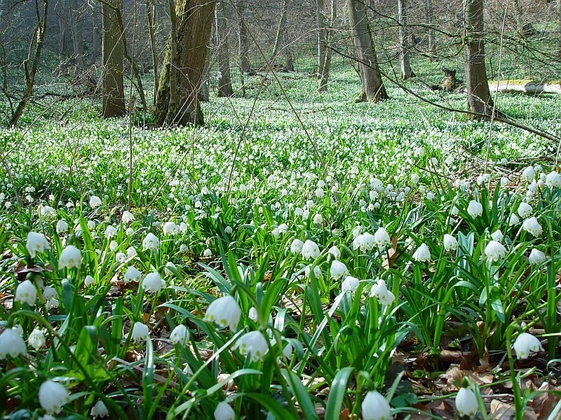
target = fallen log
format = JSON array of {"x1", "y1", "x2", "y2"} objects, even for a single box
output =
[{"x1": 489, "y1": 80, "x2": 561, "y2": 95}]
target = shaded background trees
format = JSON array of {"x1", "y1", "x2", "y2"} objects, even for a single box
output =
[{"x1": 1, "y1": 0, "x2": 561, "y2": 126}]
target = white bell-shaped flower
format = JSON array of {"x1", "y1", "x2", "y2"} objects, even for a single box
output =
[
  {"x1": 38, "y1": 380, "x2": 69, "y2": 414},
  {"x1": 26, "y1": 232, "x2": 49, "y2": 258},
  {"x1": 204, "y1": 295, "x2": 241, "y2": 331},
  {"x1": 513, "y1": 332, "x2": 543, "y2": 359},
  {"x1": 233, "y1": 330, "x2": 269, "y2": 362},
  {"x1": 361, "y1": 390, "x2": 391, "y2": 420}
]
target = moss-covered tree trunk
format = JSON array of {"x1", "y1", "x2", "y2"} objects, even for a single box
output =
[
  {"x1": 464, "y1": 0, "x2": 495, "y2": 119},
  {"x1": 153, "y1": 0, "x2": 216, "y2": 127},
  {"x1": 101, "y1": 0, "x2": 126, "y2": 118},
  {"x1": 347, "y1": 0, "x2": 387, "y2": 102}
]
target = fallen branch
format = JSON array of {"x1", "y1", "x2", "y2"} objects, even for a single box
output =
[{"x1": 489, "y1": 80, "x2": 561, "y2": 95}]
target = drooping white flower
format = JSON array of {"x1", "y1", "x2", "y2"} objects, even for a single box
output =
[
  {"x1": 28, "y1": 328, "x2": 46, "y2": 350},
  {"x1": 412, "y1": 243, "x2": 431, "y2": 262},
  {"x1": 0, "y1": 328, "x2": 27, "y2": 359},
  {"x1": 84, "y1": 275, "x2": 95, "y2": 287},
  {"x1": 15, "y1": 280, "x2": 37, "y2": 306},
  {"x1": 282, "y1": 341, "x2": 294, "y2": 359},
  {"x1": 163, "y1": 221, "x2": 180, "y2": 235},
  {"x1": 88, "y1": 195, "x2": 102, "y2": 208},
  {"x1": 248, "y1": 307, "x2": 259, "y2": 321},
  {"x1": 509, "y1": 213, "x2": 520, "y2": 226},
  {"x1": 327, "y1": 245, "x2": 341, "y2": 260},
  {"x1": 170, "y1": 324, "x2": 190, "y2": 346},
  {"x1": 203, "y1": 248, "x2": 213, "y2": 257},
  {"x1": 124, "y1": 266, "x2": 142, "y2": 283},
  {"x1": 373, "y1": 227, "x2": 391, "y2": 249},
  {"x1": 204, "y1": 295, "x2": 241, "y2": 331},
  {"x1": 233, "y1": 330, "x2": 269, "y2": 362},
  {"x1": 330, "y1": 260, "x2": 349, "y2": 280},
  {"x1": 513, "y1": 332, "x2": 543, "y2": 359},
  {"x1": 361, "y1": 390, "x2": 391, "y2": 420},
  {"x1": 517, "y1": 202, "x2": 533, "y2": 219},
  {"x1": 110, "y1": 241, "x2": 119, "y2": 252},
  {"x1": 290, "y1": 239, "x2": 304, "y2": 254},
  {"x1": 443, "y1": 234, "x2": 458, "y2": 252},
  {"x1": 26, "y1": 232, "x2": 49, "y2": 258},
  {"x1": 370, "y1": 279, "x2": 395, "y2": 307},
  {"x1": 342, "y1": 276, "x2": 359, "y2": 293},
  {"x1": 104, "y1": 225, "x2": 117, "y2": 239},
  {"x1": 91, "y1": 400, "x2": 109, "y2": 418},
  {"x1": 546, "y1": 171, "x2": 561, "y2": 188},
  {"x1": 313, "y1": 213, "x2": 323, "y2": 225},
  {"x1": 304, "y1": 264, "x2": 321, "y2": 279},
  {"x1": 56, "y1": 220, "x2": 69, "y2": 234},
  {"x1": 142, "y1": 272, "x2": 164, "y2": 293},
  {"x1": 521, "y1": 166, "x2": 535, "y2": 182},
  {"x1": 131, "y1": 322, "x2": 149, "y2": 341},
  {"x1": 214, "y1": 401, "x2": 235, "y2": 420},
  {"x1": 121, "y1": 211, "x2": 134, "y2": 224},
  {"x1": 491, "y1": 229, "x2": 504, "y2": 242},
  {"x1": 455, "y1": 386, "x2": 478, "y2": 418},
  {"x1": 484, "y1": 240, "x2": 507, "y2": 262},
  {"x1": 528, "y1": 248, "x2": 546, "y2": 265},
  {"x1": 467, "y1": 200, "x2": 483, "y2": 217},
  {"x1": 522, "y1": 217, "x2": 543, "y2": 237},
  {"x1": 353, "y1": 232, "x2": 376, "y2": 252},
  {"x1": 58, "y1": 245, "x2": 82, "y2": 269},
  {"x1": 39, "y1": 380, "x2": 70, "y2": 415},
  {"x1": 301, "y1": 240, "x2": 320, "y2": 260},
  {"x1": 142, "y1": 233, "x2": 160, "y2": 251}
]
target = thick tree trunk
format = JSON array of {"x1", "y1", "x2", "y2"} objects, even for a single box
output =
[
  {"x1": 153, "y1": 0, "x2": 216, "y2": 127},
  {"x1": 101, "y1": 0, "x2": 126, "y2": 118},
  {"x1": 464, "y1": 0, "x2": 494, "y2": 119},
  {"x1": 9, "y1": 0, "x2": 49, "y2": 127},
  {"x1": 398, "y1": 0, "x2": 412, "y2": 79},
  {"x1": 215, "y1": 1, "x2": 233, "y2": 97},
  {"x1": 236, "y1": 0, "x2": 251, "y2": 73},
  {"x1": 347, "y1": 0, "x2": 387, "y2": 102}
]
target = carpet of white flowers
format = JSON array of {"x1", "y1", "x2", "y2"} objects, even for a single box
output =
[{"x1": 1, "y1": 75, "x2": 561, "y2": 419}]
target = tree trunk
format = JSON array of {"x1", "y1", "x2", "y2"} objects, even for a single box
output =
[
  {"x1": 398, "y1": 0, "x2": 412, "y2": 79},
  {"x1": 215, "y1": 1, "x2": 233, "y2": 97},
  {"x1": 425, "y1": 0, "x2": 435, "y2": 60},
  {"x1": 347, "y1": 0, "x2": 387, "y2": 102},
  {"x1": 317, "y1": 0, "x2": 327, "y2": 79},
  {"x1": 557, "y1": 0, "x2": 561, "y2": 58},
  {"x1": 70, "y1": 0, "x2": 85, "y2": 72},
  {"x1": 271, "y1": 0, "x2": 293, "y2": 71},
  {"x1": 236, "y1": 0, "x2": 251, "y2": 73},
  {"x1": 153, "y1": 0, "x2": 216, "y2": 127},
  {"x1": 9, "y1": 0, "x2": 49, "y2": 127},
  {"x1": 101, "y1": 0, "x2": 126, "y2": 118},
  {"x1": 146, "y1": 0, "x2": 159, "y2": 103},
  {"x1": 464, "y1": 0, "x2": 494, "y2": 119},
  {"x1": 318, "y1": 0, "x2": 336, "y2": 92}
]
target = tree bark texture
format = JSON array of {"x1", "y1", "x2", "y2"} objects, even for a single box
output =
[
  {"x1": 153, "y1": 0, "x2": 216, "y2": 127},
  {"x1": 464, "y1": 0, "x2": 494, "y2": 118},
  {"x1": 215, "y1": 1, "x2": 233, "y2": 97},
  {"x1": 347, "y1": 0, "x2": 387, "y2": 102},
  {"x1": 398, "y1": 0, "x2": 412, "y2": 79},
  {"x1": 101, "y1": 0, "x2": 126, "y2": 118}
]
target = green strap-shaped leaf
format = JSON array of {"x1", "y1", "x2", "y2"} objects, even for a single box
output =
[{"x1": 325, "y1": 367, "x2": 354, "y2": 420}]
